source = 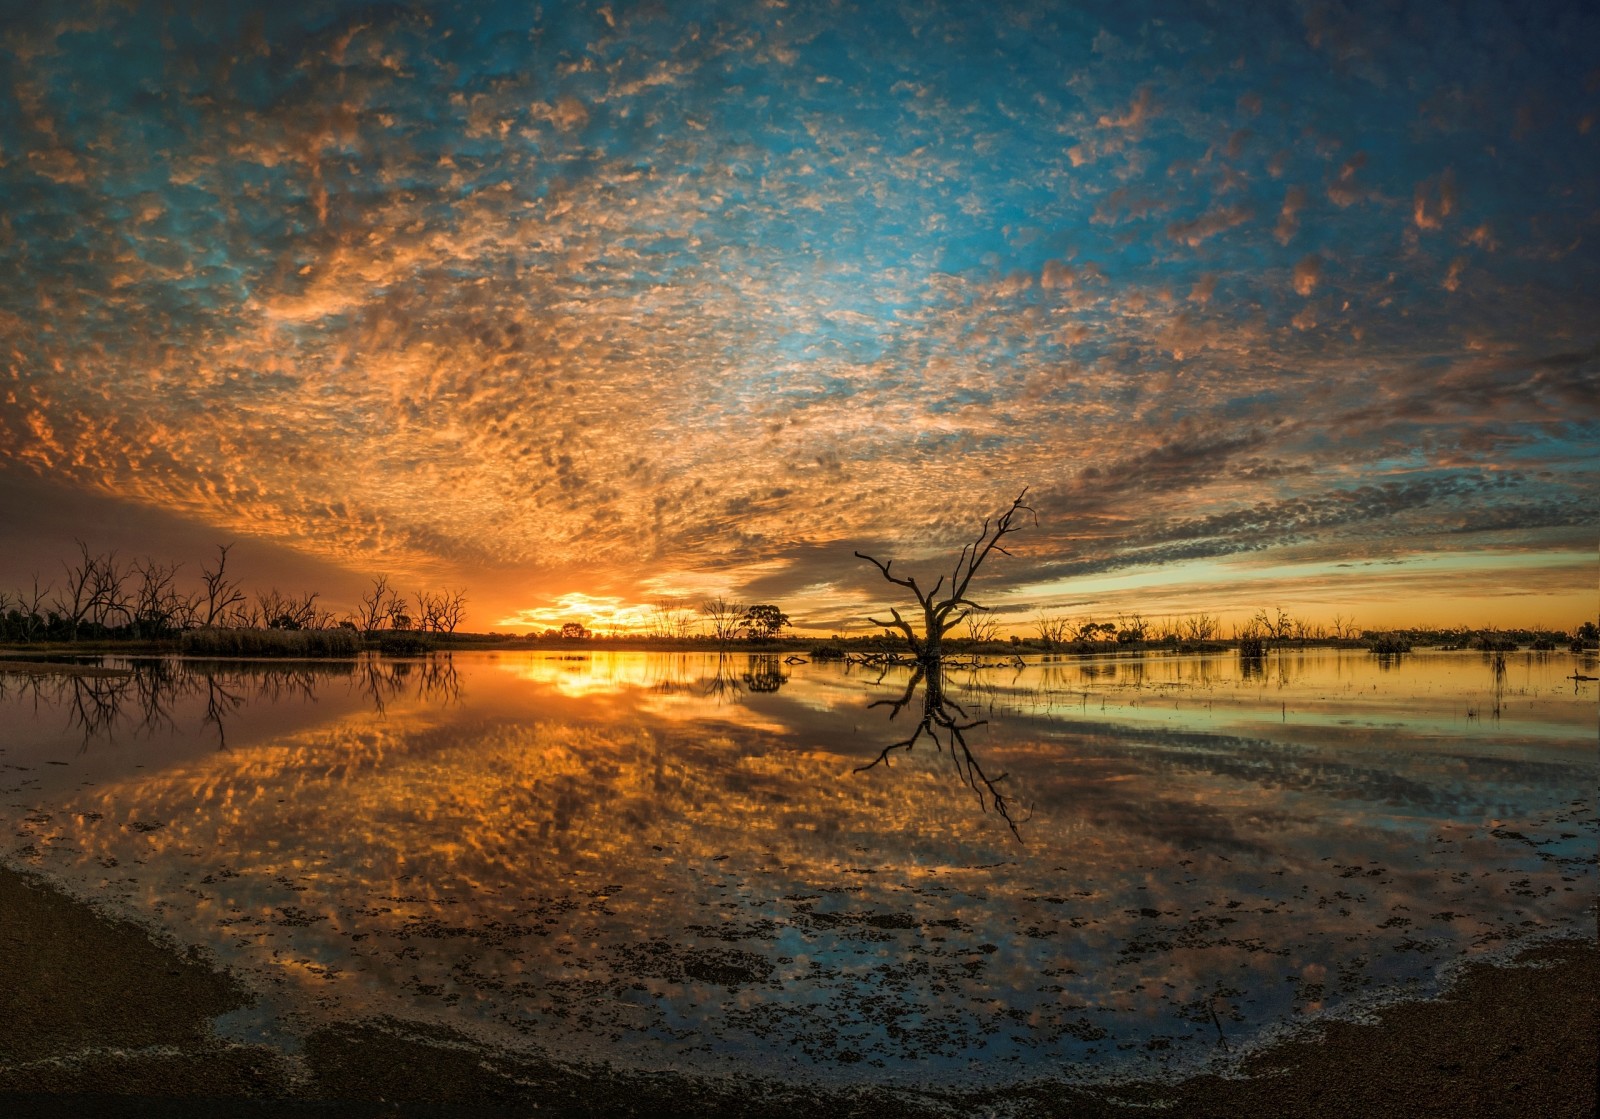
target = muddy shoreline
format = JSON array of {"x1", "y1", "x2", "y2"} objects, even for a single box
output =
[{"x1": 2, "y1": 864, "x2": 1593, "y2": 1119}]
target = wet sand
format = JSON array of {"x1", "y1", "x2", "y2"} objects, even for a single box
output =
[{"x1": 2, "y1": 864, "x2": 1593, "y2": 1118}]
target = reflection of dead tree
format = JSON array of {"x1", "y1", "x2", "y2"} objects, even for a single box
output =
[
  {"x1": 856, "y1": 489, "x2": 1033, "y2": 665},
  {"x1": 203, "y1": 673, "x2": 246, "y2": 751},
  {"x1": 415, "y1": 654, "x2": 462, "y2": 704},
  {"x1": 699, "y1": 654, "x2": 744, "y2": 702},
  {"x1": 354, "y1": 655, "x2": 407, "y2": 715},
  {"x1": 854, "y1": 663, "x2": 1027, "y2": 839},
  {"x1": 64, "y1": 672, "x2": 137, "y2": 748},
  {"x1": 349, "y1": 653, "x2": 461, "y2": 712}
]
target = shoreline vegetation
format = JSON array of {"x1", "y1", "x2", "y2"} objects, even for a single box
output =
[
  {"x1": 0, "y1": 862, "x2": 1593, "y2": 1118},
  {"x1": 0, "y1": 624, "x2": 1592, "y2": 661},
  {"x1": 2, "y1": 540, "x2": 1594, "y2": 662}
]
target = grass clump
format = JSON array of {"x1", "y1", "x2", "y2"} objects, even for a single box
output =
[
  {"x1": 1366, "y1": 633, "x2": 1413, "y2": 655},
  {"x1": 180, "y1": 627, "x2": 362, "y2": 658}
]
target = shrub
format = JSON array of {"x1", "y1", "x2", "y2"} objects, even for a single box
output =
[
  {"x1": 180, "y1": 627, "x2": 362, "y2": 658},
  {"x1": 377, "y1": 633, "x2": 434, "y2": 655},
  {"x1": 1366, "y1": 633, "x2": 1412, "y2": 655}
]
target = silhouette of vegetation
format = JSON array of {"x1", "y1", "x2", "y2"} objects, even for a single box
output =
[
  {"x1": 1366, "y1": 633, "x2": 1412, "y2": 655},
  {"x1": 741, "y1": 604, "x2": 790, "y2": 642},
  {"x1": 855, "y1": 662, "x2": 1026, "y2": 839},
  {"x1": 741, "y1": 654, "x2": 789, "y2": 692},
  {"x1": 699, "y1": 596, "x2": 747, "y2": 647},
  {"x1": 180, "y1": 627, "x2": 363, "y2": 658},
  {"x1": 856, "y1": 488, "x2": 1033, "y2": 665}
]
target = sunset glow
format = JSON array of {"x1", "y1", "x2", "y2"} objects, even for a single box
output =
[{"x1": 1, "y1": 2, "x2": 1595, "y2": 633}]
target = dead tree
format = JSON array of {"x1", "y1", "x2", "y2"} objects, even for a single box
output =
[
  {"x1": 438, "y1": 589, "x2": 467, "y2": 634},
  {"x1": 199, "y1": 544, "x2": 246, "y2": 627},
  {"x1": 699, "y1": 596, "x2": 747, "y2": 647},
  {"x1": 131, "y1": 559, "x2": 189, "y2": 637},
  {"x1": 964, "y1": 611, "x2": 1002, "y2": 644},
  {"x1": 53, "y1": 542, "x2": 101, "y2": 640},
  {"x1": 855, "y1": 488, "x2": 1033, "y2": 665},
  {"x1": 357, "y1": 576, "x2": 400, "y2": 634},
  {"x1": 12, "y1": 575, "x2": 50, "y2": 643}
]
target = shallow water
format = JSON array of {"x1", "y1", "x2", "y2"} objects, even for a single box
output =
[{"x1": 1, "y1": 648, "x2": 1593, "y2": 1086}]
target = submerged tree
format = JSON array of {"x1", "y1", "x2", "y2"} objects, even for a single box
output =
[{"x1": 855, "y1": 488, "x2": 1033, "y2": 665}]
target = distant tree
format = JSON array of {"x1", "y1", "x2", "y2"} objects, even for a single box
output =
[
  {"x1": 700, "y1": 596, "x2": 747, "y2": 646},
  {"x1": 649, "y1": 599, "x2": 697, "y2": 640},
  {"x1": 199, "y1": 544, "x2": 246, "y2": 628},
  {"x1": 356, "y1": 576, "x2": 403, "y2": 634},
  {"x1": 856, "y1": 488, "x2": 1033, "y2": 665},
  {"x1": 131, "y1": 559, "x2": 189, "y2": 637},
  {"x1": 11, "y1": 574, "x2": 49, "y2": 643},
  {"x1": 964, "y1": 611, "x2": 1001, "y2": 644},
  {"x1": 85, "y1": 549, "x2": 133, "y2": 633},
  {"x1": 438, "y1": 589, "x2": 467, "y2": 634},
  {"x1": 53, "y1": 542, "x2": 99, "y2": 641},
  {"x1": 741, "y1": 604, "x2": 790, "y2": 642},
  {"x1": 1576, "y1": 621, "x2": 1598, "y2": 644},
  {"x1": 1033, "y1": 614, "x2": 1071, "y2": 649},
  {"x1": 1116, "y1": 613, "x2": 1147, "y2": 644},
  {"x1": 1073, "y1": 620, "x2": 1115, "y2": 645},
  {"x1": 559, "y1": 621, "x2": 591, "y2": 640}
]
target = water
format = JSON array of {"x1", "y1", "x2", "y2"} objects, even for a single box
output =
[{"x1": 1, "y1": 648, "x2": 1593, "y2": 1086}]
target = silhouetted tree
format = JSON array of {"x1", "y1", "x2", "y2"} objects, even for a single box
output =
[
  {"x1": 131, "y1": 559, "x2": 190, "y2": 637},
  {"x1": 357, "y1": 576, "x2": 402, "y2": 634},
  {"x1": 648, "y1": 599, "x2": 697, "y2": 640},
  {"x1": 856, "y1": 489, "x2": 1033, "y2": 665},
  {"x1": 199, "y1": 544, "x2": 246, "y2": 628},
  {"x1": 700, "y1": 596, "x2": 747, "y2": 646},
  {"x1": 741, "y1": 604, "x2": 790, "y2": 642},
  {"x1": 1033, "y1": 614, "x2": 1071, "y2": 650},
  {"x1": 964, "y1": 611, "x2": 1001, "y2": 644}
]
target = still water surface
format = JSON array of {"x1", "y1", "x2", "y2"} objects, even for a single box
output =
[{"x1": 1, "y1": 649, "x2": 1593, "y2": 1086}]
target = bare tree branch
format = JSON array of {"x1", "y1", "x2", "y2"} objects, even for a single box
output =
[{"x1": 856, "y1": 488, "x2": 1033, "y2": 664}]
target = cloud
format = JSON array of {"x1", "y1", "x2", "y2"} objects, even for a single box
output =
[
  {"x1": 1326, "y1": 152, "x2": 1370, "y2": 208},
  {"x1": 0, "y1": 0, "x2": 1593, "y2": 632},
  {"x1": 1412, "y1": 167, "x2": 1457, "y2": 230},
  {"x1": 1291, "y1": 254, "x2": 1323, "y2": 296},
  {"x1": 1274, "y1": 186, "x2": 1306, "y2": 244},
  {"x1": 1166, "y1": 203, "x2": 1253, "y2": 247}
]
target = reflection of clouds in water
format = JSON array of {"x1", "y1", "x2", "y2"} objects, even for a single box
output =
[{"x1": 0, "y1": 651, "x2": 1593, "y2": 1085}]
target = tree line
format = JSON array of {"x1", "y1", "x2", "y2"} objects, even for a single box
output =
[
  {"x1": 535, "y1": 598, "x2": 791, "y2": 645},
  {"x1": 0, "y1": 542, "x2": 466, "y2": 644}
]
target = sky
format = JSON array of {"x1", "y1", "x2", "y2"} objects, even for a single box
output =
[{"x1": 1, "y1": 0, "x2": 1596, "y2": 635}]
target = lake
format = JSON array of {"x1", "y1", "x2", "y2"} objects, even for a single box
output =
[{"x1": 1, "y1": 648, "x2": 1593, "y2": 1088}]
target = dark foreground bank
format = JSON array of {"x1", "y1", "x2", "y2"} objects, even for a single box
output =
[{"x1": 2, "y1": 865, "x2": 1594, "y2": 1119}]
